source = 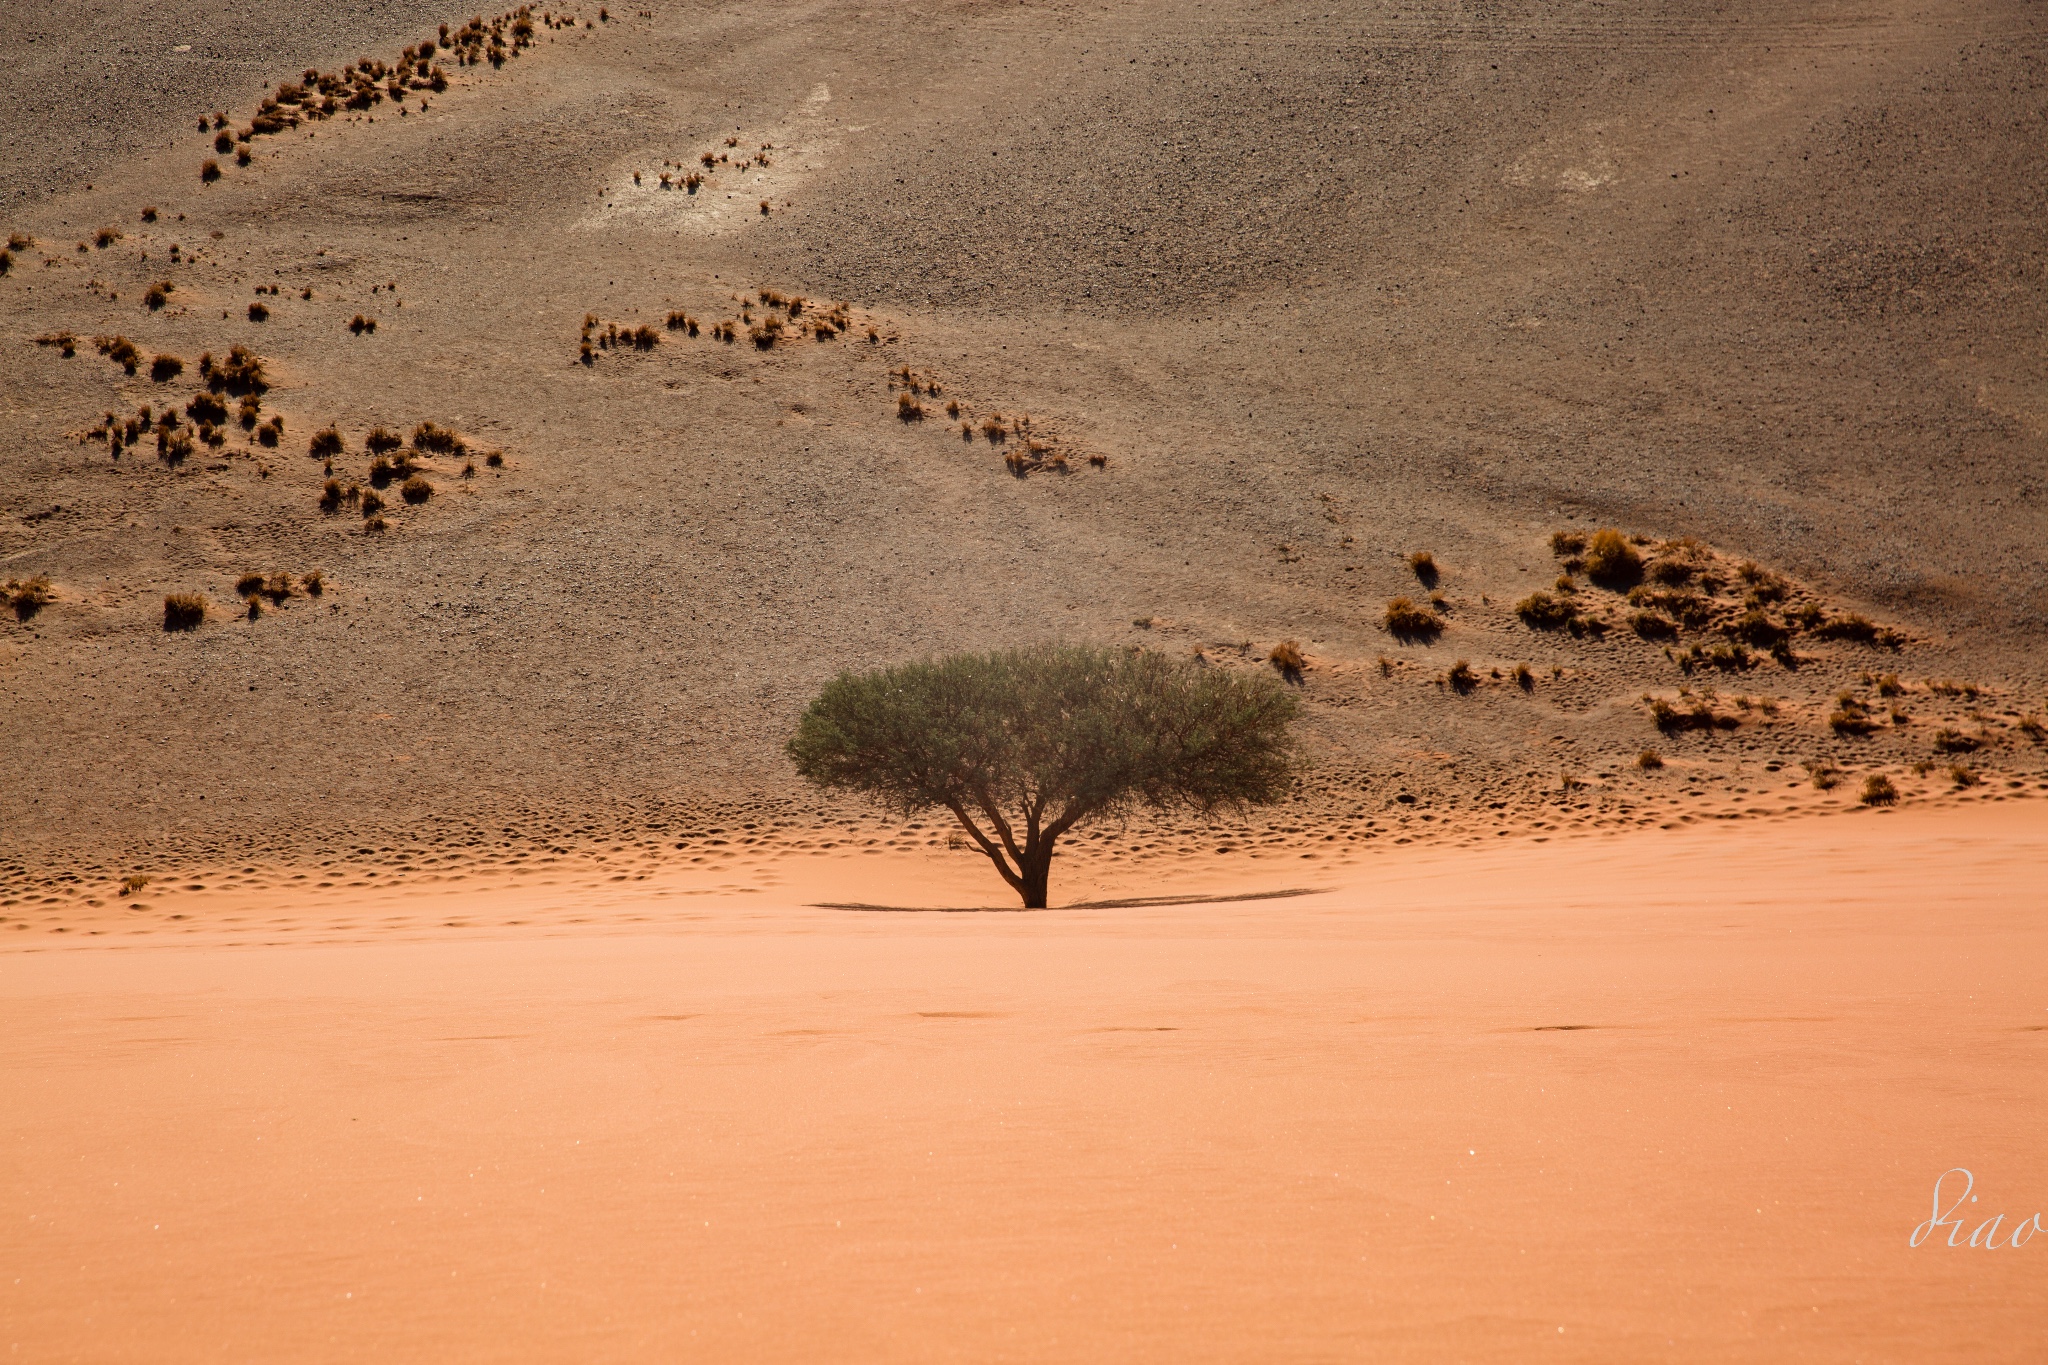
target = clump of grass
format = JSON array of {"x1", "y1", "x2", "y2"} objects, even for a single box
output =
[
  {"x1": 1828, "y1": 694, "x2": 1880, "y2": 737},
  {"x1": 319, "y1": 479, "x2": 344, "y2": 513},
  {"x1": 309, "y1": 427, "x2": 345, "y2": 459},
  {"x1": 1805, "y1": 761, "x2": 1842, "y2": 790},
  {"x1": 256, "y1": 416, "x2": 283, "y2": 447},
  {"x1": 96, "y1": 335, "x2": 142, "y2": 374},
  {"x1": 94, "y1": 226, "x2": 122, "y2": 248},
  {"x1": 1512, "y1": 662, "x2": 1534, "y2": 691},
  {"x1": 1874, "y1": 673, "x2": 1903, "y2": 697},
  {"x1": 303, "y1": 570, "x2": 323, "y2": 596},
  {"x1": 1550, "y1": 530, "x2": 1586, "y2": 556},
  {"x1": 2017, "y1": 715, "x2": 2045, "y2": 743},
  {"x1": 150, "y1": 354, "x2": 183, "y2": 382},
  {"x1": 1932, "y1": 728, "x2": 1981, "y2": 754},
  {"x1": 1516, "y1": 591, "x2": 1577, "y2": 631},
  {"x1": 1860, "y1": 774, "x2": 1898, "y2": 807},
  {"x1": 1445, "y1": 659, "x2": 1477, "y2": 693},
  {"x1": 201, "y1": 159, "x2": 221, "y2": 182},
  {"x1": 1629, "y1": 610, "x2": 1677, "y2": 641},
  {"x1": 348, "y1": 314, "x2": 377, "y2": 335},
  {"x1": 4, "y1": 575, "x2": 54, "y2": 622},
  {"x1": 34, "y1": 332, "x2": 78, "y2": 357},
  {"x1": 1268, "y1": 640, "x2": 1305, "y2": 678},
  {"x1": 365, "y1": 428, "x2": 401, "y2": 455},
  {"x1": 145, "y1": 281, "x2": 173, "y2": 310},
  {"x1": 412, "y1": 422, "x2": 463, "y2": 455},
  {"x1": 1637, "y1": 748, "x2": 1663, "y2": 770},
  {"x1": 1406, "y1": 550, "x2": 1438, "y2": 586},
  {"x1": 1948, "y1": 764, "x2": 1980, "y2": 789},
  {"x1": 980, "y1": 414, "x2": 1007, "y2": 443},
  {"x1": 401, "y1": 475, "x2": 433, "y2": 504},
  {"x1": 1385, "y1": 597, "x2": 1444, "y2": 641},
  {"x1": 141, "y1": 207, "x2": 158, "y2": 223},
  {"x1": 896, "y1": 391, "x2": 925, "y2": 421},
  {"x1": 201, "y1": 344, "x2": 267, "y2": 395},
  {"x1": 1583, "y1": 528, "x2": 1642, "y2": 587},
  {"x1": 163, "y1": 593, "x2": 206, "y2": 631},
  {"x1": 248, "y1": 301, "x2": 269, "y2": 322},
  {"x1": 360, "y1": 489, "x2": 386, "y2": 518},
  {"x1": 185, "y1": 393, "x2": 228, "y2": 425}
]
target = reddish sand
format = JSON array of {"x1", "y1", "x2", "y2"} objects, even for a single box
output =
[{"x1": 4, "y1": 802, "x2": 2045, "y2": 1362}]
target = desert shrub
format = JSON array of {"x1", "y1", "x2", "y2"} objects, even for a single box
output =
[
  {"x1": 150, "y1": 354, "x2": 184, "y2": 382},
  {"x1": 97, "y1": 335, "x2": 142, "y2": 374},
  {"x1": 1512, "y1": 662, "x2": 1534, "y2": 691},
  {"x1": 412, "y1": 422, "x2": 463, "y2": 455},
  {"x1": 1385, "y1": 597, "x2": 1444, "y2": 641},
  {"x1": 1726, "y1": 610, "x2": 1788, "y2": 649},
  {"x1": 1949, "y1": 765, "x2": 1980, "y2": 789},
  {"x1": 2018, "y1": 716, "x2": 2045, "y2": 743},
  {"x1": 234, "y1": 573, "x2": 265, "y2": 598},
  {"x1": 1550, "y1": 530, "x2": 1586, "y2": 556},
  {"x1": 1583, "y1": 529, "x2": 1642, "y2": 588},
  {"x1": 1269, "y1": 640, "x2": 1304, "y2": 678},
  {"x1": 485, "y1": 452, "x2": 503, "y2": 468},
  {"x1": 319, "y1": 479, "x2": 344, "y2": 513},
  {"x1": 1516, "y1": 591, "x2": 1576, "y2": 631},
  {"x1": 257, "y1": 417, "x2": 282, "y2": 447},
  {"x1": 788, "y1": 644, "x2": 1300, "y2": 907},
  {"x1": 248, "y1": 301, "x2": 269, "y2": 322},
  {"x1": 632, "y1": 325, "x2": 658, "y2": 350},
  {"x1": 401, "y1": 475, "x2": 433, "y2": 504},
  {"x1": 145, "y1": 281, "x2": 173, "y2": 310},
  {"x1": 1805, "y1": 761, "x2": 1842, "y2": 790},
  {"x1": 1829, "y1": 698, "x2": 1879, "y2": 736},
  {"x1": 1647, "y1": 694, "x2": 1730, "y2": 733},
  {"x1": 5, "y1": 575, "x2": 54, "y2": 622},
  {"x1": 185, "y1": 393, "x2": 228, "y2": 425},
  {"x1": 203, "y1": 345, "x2": 267, "y2": 395},
  {"x1": 1637, "y1": 748, "x2": 1664, "y2": 770},
  {"x1": 1860, "y1": 774, "x2": 1898, "y2": 806},
  {"x1": 163, "y1": 593, "x2": 206, "y2": 630},
  {"x1": 896, "y1": 392, "x2": 924, "y2": 421},
  {"x1": 1874, "y1": 673, "x2": 1903, "y2": 697},
  {"x1": 201, "y1": 160, "x2": 222, "y2": 182},
  {"x1": 1407, "y1": 551, "x2": 1438, "y2": 586},
  {"x1": 348, "y1": 315, "x2": 376, "y2": 335},
  {"x1": 1446, "y1": 660, "x2": 1477, "y2": 693},
  {"x1": 1932, "y1": 728, "x2": 1981, "y2": 754},
  {"x1": 360, "y1": 490, "x2": 385, "y2": 517},
  {"x1": 365, "y1": 427, "x2": 401, "y2": 455},
  {"x1": 303, "y1": 570, "x2": 324, "y2": 596},
  {"x1": 1629, "y1": 610, "x2": 1677, "y2": 641},
  {"x1": 309, "y1": 427, "x2": 345, "y2": 459}
]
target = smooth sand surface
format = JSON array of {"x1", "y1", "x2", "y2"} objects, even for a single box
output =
[{"x1": 5, "y1": 802, "x2": 2044, "y2": 1362}]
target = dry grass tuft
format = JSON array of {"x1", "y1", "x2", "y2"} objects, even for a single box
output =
[
  {"x1": 185, "y1": 392, "x2": 228, "y2": 425},
  {"x1": 319, "y1": 479, "x2": 344, "y2": 513},
  {"x1": 1549, "y1": 530, "x2": 1586, "y2": 556},
  {"x1": 359, "y1": 490, "x2": 385, "y2": 518},
  {"x1": 1512, "y1": 662, "x2": 1534, "y2": 691},
  {"x1": 141, "y1": 207, "x2": 158, "y2": 223},
  {"x1": 1860, "y1": 774, "x2": 1898, "y2": 807},
  {"x1": 248, "y1": 301, "x2": 269, "y2": 322},
  {"x1": 1948, "y1": 764, "x2": 1980, "y2": 789},
  {"x1": 149, "y1": 353, "x2": 184, "y2": 382},
  {"x1": 303, "y1": 570, "x2": 323, "y2": 596},
  {"x1": 1384, "y1": 597, "x2": 1444, "y2": 641},
  {"x1": 1406, "y1": 550, "x2": 1438, "y2": 586},
  {"x1": 1268, "y1": 640, "x2": 1305, "y2": 678},
  {"x1": 94, "y1": 226, "x2": 123, "y2": 248},
  {"x1": 365, "y1": 427, "x2": 401, "y2": 455},
  {"x1": 4, "y1": 575, "x2": 54, "y2": 622},
  {"x1": 1445, "y1": 659, "x2": 1477, "y2": 693},
  {"x1": 163, "y1": 593, "x2": 206, "y2": 631},
  {"x1": 1637, "y1": 748, "x2": 1664, "y2": 770},
  {"x1": 401, "y1": 475, "x2": 433, "y2": 504},
  {"x1": 309, "y1": 427, "x2": 345, "y2": 459},
  {"x1": 412, "y1": 422, "x2": 463, "y2": 455},
  {"x1": 896, "y1": 391, "x2": 925, "y2": 421},
  {"x1": 1515, "y1": 591, "x2": 1577, "y2": 631},
  {"x1": 201, "y1": 159, "x2": 221, "y2": 182},
  {"x1": 1583, "y1": 528, "x2": 1642, "y2": 587},
  {"x1": 1932, "y1": 728, "x2": 1981, "y2": 754},
  {"x1": 1805, "y1": 761, "x2": 1842, "y2": 790},
  {"x1": 348, "y1": 314, "x2": 377, "y2": 335}
]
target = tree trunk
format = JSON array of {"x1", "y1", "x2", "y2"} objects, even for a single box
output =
[{"x1": 1018, "y1": 839, "x2": 1053, "y2": 909}]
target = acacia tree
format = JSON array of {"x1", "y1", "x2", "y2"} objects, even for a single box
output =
[{"x1": 786, "y1": 644, "x2": 1301, "y2": 908}]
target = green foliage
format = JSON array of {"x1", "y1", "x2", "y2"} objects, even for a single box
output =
[{"x1": 788, "y1": 645, "x2": 1301, "y2": 906}]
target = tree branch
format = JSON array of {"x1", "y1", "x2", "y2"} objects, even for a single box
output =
[{"x1": 943, "y1": 800, "x2": 1023, "y2": 893}]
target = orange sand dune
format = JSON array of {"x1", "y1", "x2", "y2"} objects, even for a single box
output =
[{"x1": 4, "y1": 802, "x2": 2045, "y2": 1362}]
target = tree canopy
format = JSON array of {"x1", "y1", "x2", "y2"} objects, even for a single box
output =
[{"x1": 786, "y1": 644, "x2": 1301, "y2": 907}]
